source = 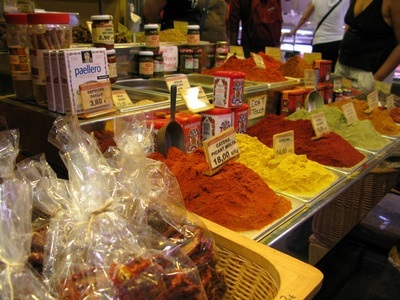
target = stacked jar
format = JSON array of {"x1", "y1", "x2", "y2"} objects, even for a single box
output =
[
  {"x1": 4, "y1": 13, "x2": 34, "y2": 100},
  {"x1": 143, "y1": 24, "x2": 164, "y2": 78},
  {"x1": 214, "y1": 41, "x2": 228, "y2": 67},
  {"x1": 27, "y1": 13, "x2": 71, "y2": 107}
]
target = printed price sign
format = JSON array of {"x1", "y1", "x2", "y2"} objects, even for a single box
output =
[
  {"x1": 304, "y1": 69, "x2": 315, "y2": 88},
  {"x1": 79, "y1": 80, "x2": 116, "y2": 118},
  {"x1": 386, "y1": 94, "x2": 395, "y2": 111},
  {"x1": 229, "y1": 46, "x2": 245, "y2": 58},
  {"x1": 180, "y1": 86, "x2": 214, "y2": 113},
  {"x1": 365, "y1": 90, "x2": 379, "y2": 113},
  {"x1": 311, "y1": 111, "x2": 330, "y2": 138},
  {"x1": 251, "y1": 52, "x2": 266, "y2": 69},
  {"x1": 112, "y1": 89, "x2": 133, "y2": 109},
  {"x1": 265, "y1": 47, "x2": 282, "y2": 62},
  {"x1": 303, "y1": 52, "x2": 322, "y2": 65},
  {"x1": 247, "y1": 93, "x2": 267, "y2": 120},
  {"x1": 165, "y1": 74, "x2": 191, "y2": 93},
  {"x1": 342, "y1": 102, "x2": 358, "y2": 125},
  {"x1": 273, "y1": 130, "x2": 294, "y2": 160},
  {"x1": 375, "y1": 81, "x2": 391, "y2": 95},
  {"x1": 203, "y1": 127, "x2": 240, "y2": 175}
]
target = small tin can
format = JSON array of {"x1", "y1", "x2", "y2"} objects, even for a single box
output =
[
  {"x1": 201, "y1": 107, "x2": 233, "y2": 141},
  {"x1": 174, "y1": 111, "x2": 202, "y2": 153},
  {"x1": 106, "y1": 49, "x2": 117, "y2": 83},
  {"x1": 232, "y1": 103, "x2": 249, "y2": 133},
  {"x1": 139, "y1": 50, "x2": 154, "y2": 78},
  {"x1": 179, "y1": 48, "x2": 194, "y2": 74},
  {"x1": 313, "y1": 59, "x2": 332, "y2": 83},
  {"x1": 213, "y1": 71, "x2": 245, "y2": 108},
  {"x1": 187, "y1": 24, "x2": 200, "y2": 46},
  {"x1": 144, "y1": 24, "x2": 159, "y2": 52},
  {"x1": 280, "y1": 89, "x2": 305, "y2": 116},
  {"x1": 91, "y1": 15, "x2": 114, "y2": 49}
]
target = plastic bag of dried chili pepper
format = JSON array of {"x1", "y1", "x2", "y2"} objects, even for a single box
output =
[{"x1": 40, "y1": 114, "x2": 225, "y2": 299}]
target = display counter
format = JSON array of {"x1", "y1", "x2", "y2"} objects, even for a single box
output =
[{"x1": 1, "y1": 76, "x2": 399, "y2": 263}]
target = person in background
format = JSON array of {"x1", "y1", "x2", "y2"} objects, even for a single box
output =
[
  {"x1": 286, "y1": 0, "x2": 349, "y2": 71},
  {"x1": 335, "y1": 0, "x2": 400, "y2": 93},
  {"x1": 229, "y1": 0, "x2": 283, "y2": 58},
  {"x1": 143, "y1": 0, "x2": 228, "y2": 43}
]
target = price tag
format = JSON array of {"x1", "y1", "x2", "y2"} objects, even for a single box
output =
[
  {"x1": 273, "y1": 130, "x2": 294, "y2": 160},
  {"x1": 304, "y1": 69, "x2": 315, "y2": 88},
  {"x1": 303, "y1": 52, "x2": 322, "y2": 65},
  {"x1": 375, "y1": 81, "x2": 392, "y2": 95},
  {"x1": 79, "y1": 80, "x2": 115, "y2": 118},
  {"x1": 165, "y1": 74, "x2": 191, "y2": 93},
  {"x1": 365, "y1": 90, "x2": 379, "y2": 113},
  {"x1": 159, "y1": 45, "x2": 178, "y2": 72},
  {"x1": 112, "y1": 89, "x2": 133, "y2": 109},
  {"x1": 342, "y1": 78, "x2": 352, "y2": 89},
  {"x1": 247, "y1": 93, "x2": 267, "y2": 120},
  {"x1": 229, "y1": 46, "x2": 245, "y2": 58},
  {"x1": 342, "y1": 102, "x2": 358, "y2": 125},
  {"x1": 386, "y1": 94, "x2": 395, "y2": 111},
  {"x1": 265, "y1": 47, "x2": 282, "y2": 62},
  {"x1": 203, "y1": 127, "x2": 240, "y2": 175},
  {"x1": 173, "y1": 21, "x2": 188, "y2": 34},
  {"x1": 310, "y1": 111, "x2": 330, "y2": 138},
  {"x1": 251, "y1": 52, "x2": 266, "y2": 69},
  {"x1": 180, "y1": 86, "x2": 214, "y2": 113},
  {"x1": 333, "y1": 77, "x2": 342, "y2": 90}
]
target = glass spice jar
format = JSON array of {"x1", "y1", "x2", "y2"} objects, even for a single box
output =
[
  {"x1": 187, "y1": 24, "x2": 200, "y2": 46},
  {"x1": 179, "y1": 48, "x2": 193, "y2": 74},
  {"x1": 91, "y1": 15, "x2": 114, "y2": 50},
  {"x1": 5, "y1": 13, "x2": 34, "y2": 100},
  {"x1": 27, "y1": 12, "x2": 71, "y2": 107},
  {"x1": 139, "y1": 50, "x2": 154, "y2": 79},
  {"x1": 144, "y1": 23, "x2": 159, "y2": 52},
  {"x1": 106, "y1": 49, "x2": 118, "y2": 83}
]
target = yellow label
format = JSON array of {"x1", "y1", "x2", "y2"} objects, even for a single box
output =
[
  {"x1": 273, "y1": 130, "x2": 294, "y2": 160},
  {"x1": 251, "y1": 52, "x2": 266, "y2": 69},
  {"x1": 265, "y1": 47, "x2": 282, "y2": 62},
  {"x1": 303, "y1": 52, "x2": 322, "y2": 65},
  {"x1": 342, "y1": 102, "x2": 358, "y2": 125},
  {"x1": 375, "y1": 81, "x2": 392, "y2": 95},
  {"x1": 112, "y1": 89, "x2": 133, "y2": 108},
  {"x1": 229, "y1": 46, "x2": 245, "y2": 58},
  {"x1": 79, "y1": 80, "x2": 115, "y2": 118},
  {"x1": 386, "y1": 94, "x2": 395, "y2": 111}
]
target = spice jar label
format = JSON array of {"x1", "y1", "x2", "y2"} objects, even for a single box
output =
[
  {"x1": 79, "y1": 80, "x2": 115, "y2": 118},
  {"x1": 247, "y1": 94, "x2": 267, "y2": 120},
  {"x1": 203, "y1": 127, "x2": 239, "y2": 174},
  {"x1": 310, "y1": 111, "x2": 330, "y2": 138},
  {"x1": 342, "y1": 102, "x2": 358, "y2": 125},
  {"x1": 251, "y1": 52, "x2": 266, "y2": 69},
  {"x1": 273, "y1": 130, "x2": 294, "y2": 161}
]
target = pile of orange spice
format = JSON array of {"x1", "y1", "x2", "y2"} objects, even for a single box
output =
[
  {"x1": 149, "y1": 147, "x2": 292, "y2": 232},
  {"x1": 279, "y1": 55, "x2": 313, "y2": 78}
]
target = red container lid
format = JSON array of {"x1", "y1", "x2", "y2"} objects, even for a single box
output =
[
  {"x1": 27, "y1": 13, "x2": 70, "y2": 24},
  {"x1": 214, "y1": 70, "x2": 246, "y2": 78},
  {"x1": 4, "y1": 13, "x2": 28, "y2": 24},
  {"x1": 202, "y1": 107, "x2": 233, "y2": 115}
]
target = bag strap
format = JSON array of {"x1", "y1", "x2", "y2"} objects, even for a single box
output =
[
  {"x1": 200, "y1": 0, "x2": 211, "y2": 33},
  {"x1": 313, "y1": 0, "x2": 342, "y2": 38}
]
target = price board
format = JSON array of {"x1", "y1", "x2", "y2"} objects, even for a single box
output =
[
  {"x1": 203, "y1": 127, "x2": 240, "y2": 175},
  {"x1": 79, "y1": 80, "x2": 116, "y2": 118}
]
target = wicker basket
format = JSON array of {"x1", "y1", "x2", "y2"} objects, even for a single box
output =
[
  {"x1": 312, "y1": 169, "x2": 400, "y2": 249},
  {"x1": 200, "y1": 217, "x2": 323, "y2": 300}
]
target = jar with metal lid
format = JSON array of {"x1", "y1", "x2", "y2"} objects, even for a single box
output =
[
  {"x1": 214, "y1": 55, "x2": 226, "y2": 67},
  {"x1": 107, "y1": 49, "x2": 118, "y2": 83},
  {"x1": 193, "y1": 47, "x2": 202, "y2": 73},
  {"x1": 27, "y1": 12, "x2": 71, "y2": 107},
  {"x1": 215, "y1": 41, "x2": 229, "y2": 55},
  {"x1": 139, "y1": 51, "x2": 154, "y2": 79},
  {"x1": 5, "y1": 13, "x2": 34, "y2": 101},
  {"x1": 153, "y1": 51, "x2": 164, "y2": 78},
  {"x1": 91, "y1": 15, "x2": 114, "y2": 49},
  {"x1": 179, "y1": 48, "x2": 193, "y2": 74},
  {"x1": 144, "y1": 24, "x2": 159, "y2": 52},
  {"x1": 187, "y1": 24, "x2": 200, "y2": 46}
]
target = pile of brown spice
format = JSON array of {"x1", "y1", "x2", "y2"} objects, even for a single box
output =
[
  {"x1": 279, "y1": 55, "x2": 312, "y2": 78},
  {"x1": 149, "y1": 147, "x2": 292, "y2": 232}
]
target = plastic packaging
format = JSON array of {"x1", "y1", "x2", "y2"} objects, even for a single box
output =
[
  {"x1": 4, "y1": 13, "x2": 34, "y2": 100},
  {"x1": 27, "y1": 13, "x2": 71, "y2": 107}
]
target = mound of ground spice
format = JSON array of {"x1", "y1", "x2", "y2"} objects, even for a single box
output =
[
  {"x1": 328, "y1": 98, "x2": 400, "y2": 136},
  {"x1": 279, "y1": 55, "x2": 313, "y2": 78},
  {"x1": 202, "y1": 54, "x2": 286, "y2": 82},
  {"x1": 148, "y1": 147, "x2": 292, "y2": 232},
  {"x1": 246, "y1": 114, "x2": 366, "y2": 168}
]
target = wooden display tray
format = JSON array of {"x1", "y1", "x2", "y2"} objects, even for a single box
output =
[{"x1": 200, "y1": 217, "x2": 324, "y2": 300}]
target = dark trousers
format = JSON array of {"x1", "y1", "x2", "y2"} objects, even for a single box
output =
[{"x1": 312, "y1": 40, "x2": 342, "y2": 72}]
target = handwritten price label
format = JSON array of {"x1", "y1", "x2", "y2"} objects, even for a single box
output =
[
  {"x1": 251, "y1": 52, "x2": 266, "y2": 69},
  {"x1": 342, "y1": 102, "x2": 358, "y2": 125},
  {"x1": 112, "y1": 89, "x2": 133, "y2": 109},
  {"x1": 366, "y1": 90, "x2": 379, "y2": 113},
  {"x1": 311, "y1": 111, "x2": 330, "y2": 138},
  {"x1": 229, "y1": 46, "x2": 245, "y2": 58},
  {"x1": 165, "y1": 74, "x2": 191, "y2": 93},
  {"x1": 203, "y1": 127, "x2": 240, "y2": 175},
  {"x1": 304, "y1": 69, "x2": 315, "y2": 88},
  {"x1": 248, "y1": 93, "x2": 267, "y2": 120},
  {"x1": 273, "y1": 130, "x2": 294, "y2": 160}
]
